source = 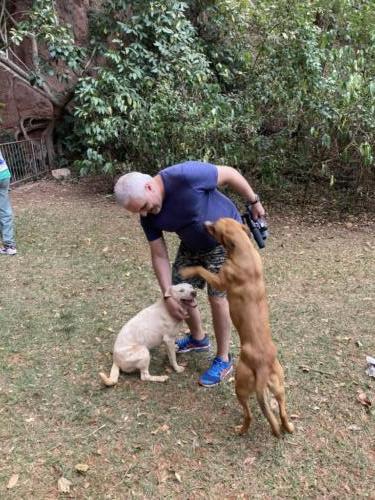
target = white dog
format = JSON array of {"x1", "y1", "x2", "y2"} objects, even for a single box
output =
[{"x1": 99, "y1": 284, "x2": 197, "y2": 385}]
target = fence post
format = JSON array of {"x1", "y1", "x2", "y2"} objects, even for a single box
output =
[{"x1": 30, "y1": 141, "x2": 38, "y2": 175}]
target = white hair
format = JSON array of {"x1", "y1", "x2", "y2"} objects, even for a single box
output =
[{"x1": 114, "y1": 172, "x2": 152, "y2": 206}]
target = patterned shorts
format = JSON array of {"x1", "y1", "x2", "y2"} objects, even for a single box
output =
[{"x1": 172, "y1": 243, "x2": 227, "y2": 297}]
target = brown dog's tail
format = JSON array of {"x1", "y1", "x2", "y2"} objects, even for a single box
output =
[
  {"x1": 255, "y1": 367, "x2": 281, "y2": 437},
  {"x1": 99, "y1": 363, "x2": 120, "y2": 387}
]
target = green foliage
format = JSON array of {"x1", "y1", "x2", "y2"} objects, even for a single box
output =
[
  {"x1": 11, "y1": 0, "x2": 375, "y2": 196},
  {"x1": 10, "y1": 0, "x2": 85, "y2": 82},
  {"x1": 191, "y1": 0, "x2": 375, "y2": 188},
  {"x1": 72, "y1": 0, "x2": 213, "y2": 175}
]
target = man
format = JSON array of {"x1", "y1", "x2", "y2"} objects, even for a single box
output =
[
  {"x1": 0, "y1": 149, "x2": 17, "y2": 255},
  {"x1": 114, "y1": 161, "x2": 265, "y2": 386}
]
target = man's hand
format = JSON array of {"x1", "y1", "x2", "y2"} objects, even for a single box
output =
[
  {"x1": 250, "y1": 200, "x2": 265, "y2": 220},
  {"x1": 164, "y1": 296, "x2": 190, "y2": 321}
]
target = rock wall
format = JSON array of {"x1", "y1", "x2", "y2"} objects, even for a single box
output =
[
  {"x1": 0, "y1": 0, "x2": 91, "y2": 140},
  {"x1": 0, "y1": 73, "x2": 54, "y2": 133}
]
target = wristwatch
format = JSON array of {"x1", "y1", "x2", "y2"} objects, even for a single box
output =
[{"x1": 249, "y1": 194, "x2": 260, "y2": 205}]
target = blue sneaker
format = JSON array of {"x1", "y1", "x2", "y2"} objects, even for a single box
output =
[
  {"x1": 176, "y1": 334, "x2": 211, "y2": 353},
  {"x1": 199, "y1": 356, "x2": 233, "y2": 387}
]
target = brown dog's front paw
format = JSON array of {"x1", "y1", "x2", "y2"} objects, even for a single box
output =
[
  {"x1": 234, "y1": 423, "x2": 249, "y2": 435},
  {"x1": 179, "y1": 266, "x2": 198, "y2": 279},
  {"x1": 271, "y1": 425, "x2": 281, "y2": 438},
  {"x1": 283, "y1": 421, "x2": 295, "y2": 434}
]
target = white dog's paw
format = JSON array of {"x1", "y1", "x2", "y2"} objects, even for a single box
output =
[{"x1": 175, "y1": 365, "x2": 185, "y2": 373}]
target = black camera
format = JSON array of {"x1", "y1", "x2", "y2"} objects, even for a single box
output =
[{"x1": 242, "y1": 205, "x2": 268, "y2": 249}]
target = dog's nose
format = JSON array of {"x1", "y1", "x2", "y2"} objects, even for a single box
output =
[{"x1": 191, "y1": 290, "x2": 197, "y2": 297}]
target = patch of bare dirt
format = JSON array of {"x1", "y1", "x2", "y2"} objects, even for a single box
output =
[{"x1": 11, "y1": 176, "x2": 114, "y2": 205}]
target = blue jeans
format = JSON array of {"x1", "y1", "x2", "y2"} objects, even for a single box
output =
[{"x1": 0, "y1": 179, "x2": 15, "y2": 247}]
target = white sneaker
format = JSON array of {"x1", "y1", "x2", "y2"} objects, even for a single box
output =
[{"x1": 0, "y1": 246, "x2": 17, "y2": 255}]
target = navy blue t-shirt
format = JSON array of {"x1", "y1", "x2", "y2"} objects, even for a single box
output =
[{"x1": 140, "y1": 161, "x2": 242, "y2": 252}]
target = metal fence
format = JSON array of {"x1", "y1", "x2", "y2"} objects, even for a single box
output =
[{"x1": 0, "y1": 138, "x2": 49, "y2": 185}]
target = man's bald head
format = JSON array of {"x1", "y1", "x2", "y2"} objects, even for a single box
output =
[{"x1": 114, "y1": 172, "x2": 152, "y2": 207}]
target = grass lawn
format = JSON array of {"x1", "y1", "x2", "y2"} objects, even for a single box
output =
[{"x1": 1, "y1": 178, "x2": 374, "y2": 498}]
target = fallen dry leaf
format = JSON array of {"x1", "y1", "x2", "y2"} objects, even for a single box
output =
[
  {"x1": 356, "y1": 391, "x2": 372, "y2": 408},
  {"x1": 151, "y1": 424, "x2": 170, "y2": 435},
  {"x1": 75, "y1": 463, "x2": 89, "y2": 473},
  {"x1": 158, "y1": 470, "x2": 169, "y2": 484},
  {"x1": 7, "y1": 473, "x2": 19, "y2": 489},
  {"x1": 58, "y1": 477, "x2": 72, "y2": 493},
  {"x1": 174, "y1": 472, "x2": 182, "y2": 483},
  {"x1": 348, "y1": 424, "x2": 361, "y2": 432},
  {"x1": 243, "y1": 456, "x2": 256, "y2": 466},
  {"x1": 335, "y1": 336, "x2": 351, "y2": 342},
  {"x1": 156, "y1": 463, "x2": 169, "y2": 484},
  {"x1": 299, "y1": 365, "x2": 310, "y2": 373}
]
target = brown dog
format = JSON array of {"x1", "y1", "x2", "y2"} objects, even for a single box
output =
[{"x1": 180, "y1": 218, "x2": 294, "y2": 437}]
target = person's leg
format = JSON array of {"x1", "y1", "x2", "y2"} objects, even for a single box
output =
[
  {"x1": 208, "y1": 294, "x2": 231, "y2": 362},
  {"x1": 172, "y1": 243, "x2": 209, "y2": 349},
  {"x1": 184, "y1": 305, "x2": 205, "y2": 340},
  {"x1": 198, "y1": 246, "x2": 233, "y2": 386},
  {"x1": 0, "y1": 179, "x2": 16, "y2": 248},
  {"x1": 198, "y1": 293, "x2": 233, "y2": 386}
]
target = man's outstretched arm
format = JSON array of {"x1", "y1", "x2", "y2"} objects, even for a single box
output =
[
  {"x1": 216, "y1": 165, "x2": 265, "y2": 219},
  {"x1": 149, "y1": 237, "x2": 172, "y2": 294},
  {"x1": 149, "y1": 238, "x2": 188, "y2": 320}
]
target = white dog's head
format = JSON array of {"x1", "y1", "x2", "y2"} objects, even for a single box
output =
[{"x1": 165, "y1": 284, "x2": 197, "y2": 308}]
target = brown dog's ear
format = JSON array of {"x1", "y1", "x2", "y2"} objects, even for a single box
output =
[
  {"x1": 204, "y1": 221, "x2": 215, "y2": 237},
  {"x1": 223, "y1": 236, "x2": 235, "y2": 251},
  {"x1": 227, "y1": 242, "x2": 235, "y2": 251},
  {"x1": 242, "y1": 224, "x2": 251, "y2": 236}
]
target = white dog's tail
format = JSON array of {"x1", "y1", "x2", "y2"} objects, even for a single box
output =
[{"x1": 99, "y1": 363, "x2": 120, "y2": 386}]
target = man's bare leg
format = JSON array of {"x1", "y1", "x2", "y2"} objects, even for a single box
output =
[
  {"x1": 184, "y1": 305, "x2": 205, "y2": 340},
  {"x1": 209, "y1": 295, "x2": 231, "y2": 362}
]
